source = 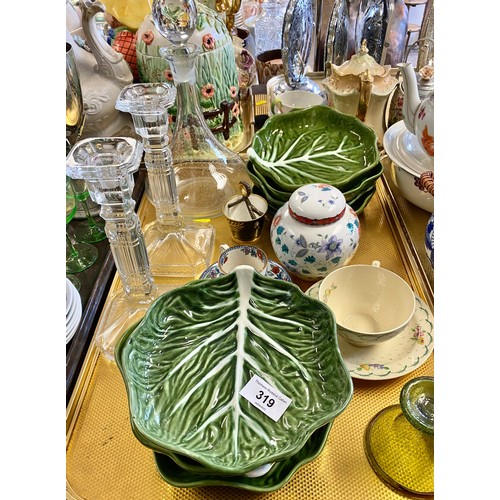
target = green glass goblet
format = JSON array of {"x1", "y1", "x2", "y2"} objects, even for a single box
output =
[
  {"x1": 70, "y1": 179, "x2": 107, "y2": 244},
  {"x1": 66, "y1": 177, "x2": 99, "y2": 274}
]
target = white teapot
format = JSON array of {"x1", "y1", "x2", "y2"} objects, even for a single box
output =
[{"x1": 398, "y1": 62, "x2": 434, "y2": 159}]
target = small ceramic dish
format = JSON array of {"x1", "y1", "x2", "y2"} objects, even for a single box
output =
[
  {"x1": 306, "y1": 282, "x2": 434, "y2": 380},
  {"x1": 115, "y1": 266, "x2": 352, "y2": 475},
  {"x1": 200, "y1": 258, "x2": 292, "y2": 281},
  {"x1": 318, "y1": 262, "x2": 415, "y2": 346},
  {"x1": 153, "y1": 420, "x2": 333, "y2": 491}
]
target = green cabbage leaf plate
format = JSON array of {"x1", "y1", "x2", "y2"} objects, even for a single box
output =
[
  {"x1": 247, "y1": 106, "x2": 379, "y2": 191},
  {"x1": 115, "y1": 266, "x2": 352, "y2": 475}
]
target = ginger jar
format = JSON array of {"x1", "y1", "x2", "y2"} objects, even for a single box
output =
[{"x1": 270, "y1": 183, "x2": 360, "y2": 281}]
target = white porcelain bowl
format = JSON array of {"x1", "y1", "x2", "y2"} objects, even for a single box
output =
[
  {"x1": 318, "y1": 262, "x2": 415, "y2": 346},
  {"x1": 384, "y1": 120, "x2": 434, "y2": 213},
  {"x1": 391, "y1": 162, "x2": 434, "y2": 213}
]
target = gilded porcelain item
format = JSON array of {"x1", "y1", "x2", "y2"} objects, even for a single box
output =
[
  {"x1": 115, "y1": 266, "x2": 353, "y2": 475},
  {"x1": 322, "y1": 40, "x2": 398, "y2": 143},
  {"x1": 271, "y1": 184, "x2": 360, "y2": 280}
]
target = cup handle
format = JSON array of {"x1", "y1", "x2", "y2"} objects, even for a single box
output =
[
  {"x1": 371, "y1": 260, "x2": 381, "y2": 267},
  {"x1": 219, "y1": 244, "x2": 230, "y2": 255}
]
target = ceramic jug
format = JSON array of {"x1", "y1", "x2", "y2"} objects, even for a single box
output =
[
  {"x1": 66, "y1": 0, "x2": 134, "y2": 137},
  {"x1": 398, "y1": 62, "x2": 434, "y2": 159},
  {"x1": 322, "y1": 40, "x2": 398, "y2": 144}
]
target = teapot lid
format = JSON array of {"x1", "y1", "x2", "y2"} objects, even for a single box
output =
[
  {"x1": 288, "y1": 183, "x2": 346, "y2": 226},
  {"x1": 332, "y1": 40, "x2": 390, "y2": 78}
]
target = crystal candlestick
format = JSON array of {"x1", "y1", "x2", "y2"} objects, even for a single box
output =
[
  {"x1": 66, "y1": 136, "x2": 157, "y2": 361},
  {"x1": 115, "y1": 83, "x2": 215, "y2": 277}
]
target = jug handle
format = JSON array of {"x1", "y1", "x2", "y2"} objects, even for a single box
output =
[
  {"x1": 80, "y1": 0, "x2": 132, "y2": 86},
  {"x1": 356, "y1": 69, "x2": 373, "y2": 123}
]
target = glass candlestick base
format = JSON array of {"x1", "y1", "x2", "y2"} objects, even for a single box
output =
[
  {"x1": 94, "y1": 289, "x2": 155, "y2": 362},
  {"x1": 115, "y1": 82, "x2": 215, "y2": 277},
  {"x1": 142, "y1": 220, "x2": 215, "y2": 277},
  {"x1": 364, "y1": 376, "x2": 434, "y2": 496}
]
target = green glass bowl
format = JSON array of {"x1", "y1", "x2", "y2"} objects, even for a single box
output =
[
  {"x1": 247, "y1": 106, "x2": 380, "y2": 192},
  {"x1": 115, "y1": 266, "x2": 353, "y2": 475},
  {"x1": 154, "y1": 420, "x2": 334, "y2": 491}
]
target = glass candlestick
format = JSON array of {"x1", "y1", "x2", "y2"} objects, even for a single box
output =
[
  {"x1": 115, "y1": 83, "x2": 215, "y2": 277},
  {"x1": 364, "y1": 376, "x2": 434, "y2": 496},
  {"x1": 66, "y1": 136, "x2": 157, "y2": 361},
  {"x1": 152, "y1": 0, "x2": 252, "y2": 220}
]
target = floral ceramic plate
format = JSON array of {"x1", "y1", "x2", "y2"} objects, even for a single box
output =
[
  {"x1": 115, "y1": 266, "x2": 353, "y2": 475},
  {"x1": 153, "y1": 420, "x2": 333, "y2": 492},
  {"x1": 200, "y1": 259, "x2": 292, "y2": 282},
  {"x1": 306, "y1": 282, "x2": 434, "y2": 380}
]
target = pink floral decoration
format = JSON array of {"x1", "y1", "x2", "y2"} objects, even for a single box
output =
[
  {"x1": 201, "y1": 84, "x2": 215, "y2": 99},
  {"x1": 163, "y1": 69, "x2": 174, "y2": 81},
  {"x1": 229, "y1": 86, "x2": 238, "y2": 98},
  {"x1": 142, "y1": 30, "x2": 154, "y2": 45},
  {"x1": 232, "y1": 102, "x2": 240, "y2": 118},
  {"x1": 202, "y1": 33, "x2": 216, "y2": 51}
]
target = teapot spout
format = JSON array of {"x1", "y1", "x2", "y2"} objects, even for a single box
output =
[{"x1": 397, "y1": 62, "x2": 421, "y2": 135}]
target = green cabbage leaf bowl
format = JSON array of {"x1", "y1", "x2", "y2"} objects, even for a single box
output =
[
  {"x1": 247, "y1": 106, "x2": 380, "y2": 192},
  {"x1": 115, "y1": 266, "x2": 353, "y2": 475}
]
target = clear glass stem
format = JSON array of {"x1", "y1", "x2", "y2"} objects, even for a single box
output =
[
  {"x1": 66, "y1": 232, "x2": 78, "y2": 257},
  {"x1": 143, "y1": 140, "x2": 183, "y2": 227},
  {"x1": 101, "y1": 203, "x2": 155, "y2": 302},
  {"x1": 81, "y1": 195, "x2": 100, "y2": 229}
]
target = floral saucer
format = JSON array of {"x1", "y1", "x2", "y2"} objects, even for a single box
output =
[
  {"x1": 306, "y1": 281, "x2": 434, "y2": 380},
  {"x1": 200, "y1": 259, "x2": 292, "y2": 282}
]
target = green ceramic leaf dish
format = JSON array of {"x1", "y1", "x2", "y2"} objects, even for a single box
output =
[
  {"x1": 154, "y1": 420, "x2": 333, "y2": 491},
  {"x1": 115, "y1": 266, "x2": 352, "y2": 475},
  {"x1": 247, "y1": 159, "x2": 383, "y2": 204},
  {"x1": 159, "y1": 419, "x2": 334, "y2": 477},
  {"x1": 247, "y1": 106, "x2": 380, "y2": 191}
]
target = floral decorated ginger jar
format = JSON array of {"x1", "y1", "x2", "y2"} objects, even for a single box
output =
[{"x1": 271, "y1": 183, "x2": 360, "y2": 281}]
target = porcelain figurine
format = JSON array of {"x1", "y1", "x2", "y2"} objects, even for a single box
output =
[
  {"x1": 270, "y1": 183, "x2": 360, "y2": 281},
  {"x1": 398, "y1": 62, "x2": 434, "y2": 159}
]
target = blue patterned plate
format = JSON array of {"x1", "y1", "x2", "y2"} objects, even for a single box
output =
[{"x1": 200, "y1": 259, "x2": 293, "y2": 282}]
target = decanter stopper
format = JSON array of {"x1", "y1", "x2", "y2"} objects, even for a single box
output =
[{"x1": 152, "y1": 0, "x2": 198, "y2": 46}]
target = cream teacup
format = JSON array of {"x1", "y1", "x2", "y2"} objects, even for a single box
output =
[
  {"x1": 318, "y1": 261, "x2": 416, "y2": 346},
  {"x1": 274, "y1": 90, "x2": 326, "y2": 114},
  {"x1": 218, "y1": 244, "x2": 269, "y2": 275}
]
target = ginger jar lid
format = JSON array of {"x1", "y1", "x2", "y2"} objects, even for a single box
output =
[{"x1": 289, "y1": 183, "x2": 347, "y2": 226}]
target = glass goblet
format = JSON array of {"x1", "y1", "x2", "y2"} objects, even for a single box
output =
[
  {"x1": 70, "y1": 179, "x2": 107, "y2": 244},
  {"x1": 364, "y1": 376, "x2": 434, "y2": 496},
  {"x1": 66, "y1": 176, "x2": 99, "y2": 274}
]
